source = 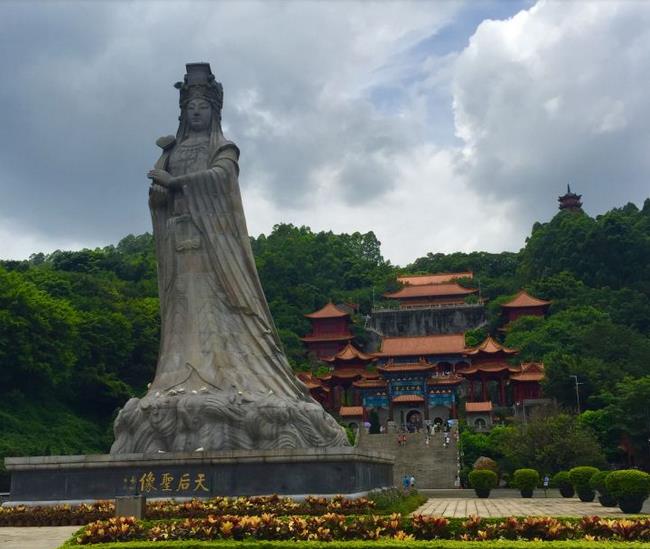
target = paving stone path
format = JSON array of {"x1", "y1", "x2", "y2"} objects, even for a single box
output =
[
  {"x1": 414, "y1": 497, "x2": 648, "y2": 517},
  {"x1": 0, "y1": 526, "x2": 78, "y2": 549}
]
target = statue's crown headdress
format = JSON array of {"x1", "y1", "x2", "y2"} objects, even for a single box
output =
[{"x1": 174, "y1": 63, "x2": 223, "y2": 113}]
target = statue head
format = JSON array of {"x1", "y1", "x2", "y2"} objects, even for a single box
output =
[{"x1": 175, "y1": 63, "x2": 224, "y2": 141}]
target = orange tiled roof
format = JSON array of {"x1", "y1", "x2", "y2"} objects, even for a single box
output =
[
  {"x1": 466, "y1": 336, "x2": 518, "y2": 356},
  {"x1": 376, "y1": 334, "x2": 467, "y2": 357},
  {"x1": 465, "y1": 401, "x2": 493, "y2": 413},
  {"x1": 459, "y1": 362, "x2": 519, "y2": 375},
  {"x1": 297, "y1": 372, "x2": 329, "y2": 391},
  {"x1": 328, "y1": 368, "x2": 365, "y2": 380},
  {"x1": 397, "y1": 272, "x2": 474, "y2": 286},
  {"x1": 353, "y1": 378, "x2": 388, "y2": 389},
  {"x1": 501, "y1": 291, "x2": 551, "y2": 309},
  {"x1": 305, "y1": 302, "x2": 350, "y2": 319},
  {"x1": 384, "y1": 282, "x2": 477, "y2": 300},
  {"x1": 511, "y1": 362, "x2": 545, "y2": 382},
  {"x1": 339, "y1": 406, "x2": 364, "y2": 417},
  {"x1": 323, "y1": 342, "x2": 374, "y2": 363},
  {"x1": 392, "y1": 394, "x2": 425, "y2": 403}
]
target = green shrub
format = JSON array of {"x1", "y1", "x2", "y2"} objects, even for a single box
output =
[
  {"x1": 551, "y1": 471, "x2": 574, "y2": 498},
  {"x1": 606, "y1": 469, "x2": 650, "y2": 514},
  {"x1": 468, "y1": 469, "x2": 497, "y2": 498},
  {"x1": 569, "y1": 466, "x2": 599, "y2": 502},
  {"x1": 513, "y1": 469, "x2": 540, "y2": 497},
  {"x1": 589, "y1": 471, "x2": 617, "y2": 507}
]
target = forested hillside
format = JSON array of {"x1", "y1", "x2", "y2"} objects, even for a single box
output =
[{"x1": 1, "y1": 199, "x2": 649, "y2": 486}]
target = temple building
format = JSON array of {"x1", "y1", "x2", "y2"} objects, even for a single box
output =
[
  {"x1": 299, "y1": 277, "x2": 549, "y2": 430},
  {"x1": 300, "y1": 302, "x2": 354, "y2": 359},
  {"x1": 558, "y1": 184, "x2": 583, "y2": 212},
  {"x1": 501, "y1": 290, "x2": 551, "y2": 326},
  {"x1": 384, "y1": 280, "x2": 478, "y2": 309}
]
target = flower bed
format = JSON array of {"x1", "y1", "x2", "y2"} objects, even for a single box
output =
[
  {"x1": 70, "y1": 514, "x2": 650, "y2": 545},
  {"x1": 0, "y1": 495, "x2": 374, "y2": 527}
]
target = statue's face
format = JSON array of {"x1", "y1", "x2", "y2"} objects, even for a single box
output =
[{"x1": 187, "y1": 98, "x2": 211, "y2": 132}]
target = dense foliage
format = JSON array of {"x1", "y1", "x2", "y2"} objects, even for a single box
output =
[{"x1": 1, "y1": 199, "x2": 650, "y2": 486}]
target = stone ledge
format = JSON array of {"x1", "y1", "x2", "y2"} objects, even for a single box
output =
[{"x1": 5, "y1": 447, "x2": 394, "y2": 471}]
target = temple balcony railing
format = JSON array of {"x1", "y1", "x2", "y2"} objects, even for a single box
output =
[{"x1": 371, "y1": 301, "x2": 486, "y2": 314}]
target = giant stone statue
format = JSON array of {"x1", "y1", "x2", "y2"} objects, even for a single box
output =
[{"x1": 111, "y1": 63, "x2": 348, "y2": 453}]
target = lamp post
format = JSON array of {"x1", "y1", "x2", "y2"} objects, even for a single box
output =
[{"x1": 569, "y1": 375, "x2": 582, "y2": 414}]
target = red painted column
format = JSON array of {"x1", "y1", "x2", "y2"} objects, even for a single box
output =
[{"x1": 481, "y1": 373, "x2": 487, "y2": 401}]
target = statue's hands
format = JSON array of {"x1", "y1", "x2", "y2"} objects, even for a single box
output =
[
  {"x1": 147, "y1": 169, "x2": 174, "y2": 188},
  {"x1": 149, "y1": 183, "x2": 169, "y2": 207}
]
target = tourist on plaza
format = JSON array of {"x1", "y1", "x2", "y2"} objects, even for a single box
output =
[
  {"x1": 410, "y1": 475, "x2": 416, "y2": 489},
  {"x1": 402, "y1": 475, "x2": 410, "y2": 491}
]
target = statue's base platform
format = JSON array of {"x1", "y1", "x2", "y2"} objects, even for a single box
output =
[{"x1": 4, "y1": 447, "x2": 394, "y2": 503}]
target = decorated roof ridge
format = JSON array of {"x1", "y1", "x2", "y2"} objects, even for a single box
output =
[
  {"x1": 339, "y1": 405, "x2": 364, "y2": 417},
  {"x1": 466, "y1": 335, "x2": 518, "y2": 356},
  {"x1": 300, "y1": 334, "x2": 353, "y2": 343},
  {"x1": 501, "y1": 290, "x2": 551, "y2": 308},
  {"x1": 377, "y1": 362, "x2": 435, "y2": 372},
  {"x1": 296, "y1": 372, "x2": 328, "y2": 391},
  {"x1": 383, "y1": 281, "x2": 478, "y2": 299},
  {"x1": 511, "y1": 362, "x2": 545, "y2": 382},
  {"x1": 465, "y1": 401, "x2": 493, "y2": 413},
  {"x1": 396, "y1": 271, "x2": 474, "y2": 286},
  {"x1": 427, "y1": 374, "x2": 464, "y2": 385},
  {"x1": 322, "y1": 368, "x2": 366, "y2": 380},
  {"x1": 520, "y1": 362, "x2": 545, "y2": 372},
  {"x1": 322, "y1": 342, "x2": 374, "y2": 362},
  {"x1": 304, "y1": 301, "x2": 350, "y2": 319}
]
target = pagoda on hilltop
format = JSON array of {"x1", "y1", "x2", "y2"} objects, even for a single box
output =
[
  {"x1": 558, "y1": 184, "x2": 583, "y2": 211},
  {"x1": 501, "y1": 290, "x2": 551, "y2": 325},
  {"x1": 301, "y1": 302, "x2": 354, "y2": 359}
]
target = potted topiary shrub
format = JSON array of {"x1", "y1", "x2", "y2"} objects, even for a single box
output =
[
  {"x1": 606, "y1": 469, "x2": 650, "y2": 514},
  {"x1": 568, "y1": 466, "x2": 599, "y2": 502},
  {"x1": 552, "y1": 471, "x2": 574, "y2": 498},
  {"x1": 468, "y1": 469, "x2": 498, "y2": 498},
  {"x1": 513, "y1": 468, "x2": 540, "y2": 498},
  {"x1": 589, "y1": 471, "x2": 617, "y2": 507}
]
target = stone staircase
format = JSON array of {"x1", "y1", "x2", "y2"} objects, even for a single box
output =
[{"x1": 357, "y1": 428, "x2": 459, "y2": 489}]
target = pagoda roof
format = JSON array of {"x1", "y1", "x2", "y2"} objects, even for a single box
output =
[
  {"x1": 466, "y1": 336, "x2": 518, "y2": 356},
  {"x1": 378, "y1": 359, "x2": 434, "y2": 373},
  {"x1": 319, "y1": 368, "x2": 365, "y2": 381},
  {"x1": 376, "y1": 334, "x2": 467, "y2": 357},
  {"x1": 296, "y1": 372, "x2": 330, "y2": 392},
  {"x1": 392, "y1": 394, "x2": 425, "y2": 404},
  {"x1": 427, "y1": 374, "x2": 464, "y2": 386},
  {"x1": 353, "y1": 378, "x2": 388, "y2": 389},
  {"x1": 397, "y1": 272, "x2": 473, "y2": 286},
  {"x1": 304, "y1": 302, "x2": 350, "y2": 319},
  {"x1": 511, "y1": 362, "x2": 545, "y2": 382},
  {"x1": 501, "y1": 290, "x2": 551, "y2": 309},
  {"x1": 458, "y1": 362, "x2": 520, "y2": 375},
  {"x1": 384, "y1": 282, "x2": 477, "y2": 300},
  {"x1": 339, "y1": 406, "x2": 364, "y2": 417},
  {"x1": 322, "y1": 342, "x2": 374, "y2": 363},
  {"x1": 465, "y1": 401, "x2": 493, "y2": 413},
  {"x1": 300, "y1": 333, "x2": 352, "y2": 343}
]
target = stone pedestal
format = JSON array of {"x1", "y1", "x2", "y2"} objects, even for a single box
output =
[
  {"x1": 4, "y1": 447, "x2": 393, "y2": 504},
  {"x1": 115, "y1": 495, "x2": 146, "y2": 519}
]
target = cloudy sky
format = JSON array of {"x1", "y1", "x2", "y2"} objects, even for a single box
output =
[{"x1": 1, "y1": 0, "x2": 649, "y2": 266}]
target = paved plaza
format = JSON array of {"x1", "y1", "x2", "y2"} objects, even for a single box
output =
[
  {"x1": 415, "y1": 497, "x2": 650, "y2": 518},
  {"x1": 0, "y1": 526, "x2": 78, "y2": 549}
]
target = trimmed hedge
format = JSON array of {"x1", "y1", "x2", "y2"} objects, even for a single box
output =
[
  {"x1": 513, "y1": 469, "x2": 540, "y2": 498},
  {"x1": 551, "y1": 471, "x2": 574, "y2": 498},
  {"x1": 569, "y1": 466, "x2": 600, "y2": 502},
  {"x1": 60, "y1": 541, "x2": 650, "y2": 549},
  {"x1": 606, "y1": 469, "x2": 650, "y2": 514},
  {"x1": 468, "y1": 469, "x2": 497, "y2": 498},
  {"x1": 590, "y1": 471, "x2": 617, "y2": 508},
  {"x1": 63, "y1": 514, "x2": 650, "y2": 545}
]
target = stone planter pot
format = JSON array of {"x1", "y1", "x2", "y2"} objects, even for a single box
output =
[
  {"x1": 475, "y1": 488, "x2": 491, "y2": 498},
  {"x1": 559, "y1": 485, "x2": 575, "y2": 498},
  {"x1": 520, "y1": 489, "x2": 534, "y2": 498},
  {"x1": 577, "y1": 488, "x2": 595, "y2": 502},
  {"x1": 618, "y1": 496, "x2": 645, "y2": 514},
  {"x1": 598, "y1": 494, "x2": 618, "y2": 507}
]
